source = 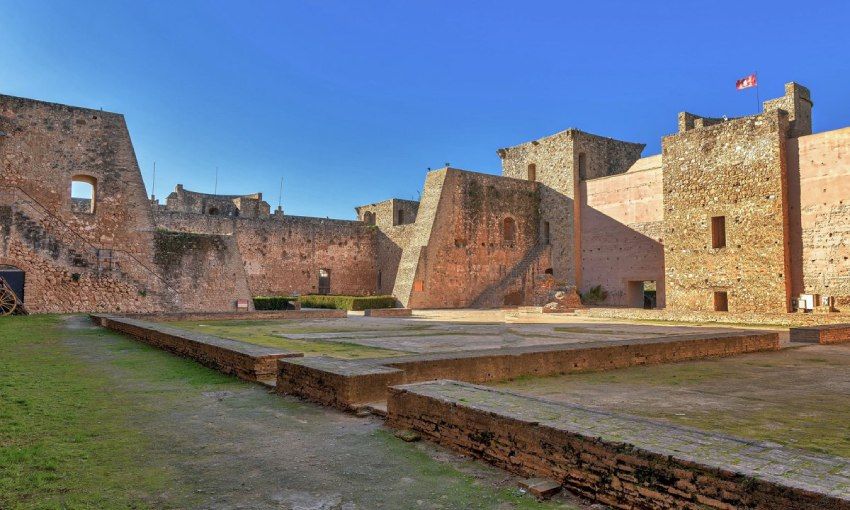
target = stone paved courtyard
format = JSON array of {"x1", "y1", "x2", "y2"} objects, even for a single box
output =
[
  {"x1": 494, "y1": 342, "x2": 850, "y2": 459},
  {"x1": 166, "y1": 309, "x2": 754, "y2": 358}
]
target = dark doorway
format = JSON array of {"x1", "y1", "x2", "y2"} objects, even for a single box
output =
[
  {"x1": 318, "y1": 269, "x2": 331, "y2": 295},
  {"x1": 627, "y1": 280, "x2": 657, "y2": 309},
  {"x1": 0, "y1": 266, "x2": 25, "y2": 303}
]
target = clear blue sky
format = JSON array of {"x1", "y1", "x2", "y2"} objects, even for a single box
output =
[{"x1": 2, "y1": 1, "x2": 849, "y2": 219}]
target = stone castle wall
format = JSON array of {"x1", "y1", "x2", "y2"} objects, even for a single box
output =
[
  {"x1": 3, "y1": 83, "x2": 849, "y2": 315},
  {"x1": 0, "y1": 95, "x2": 252, "y2": 313},
  {"x1": 498, "y1": 129, "x2": 644, "y2": 290},
  {"x1": 155, "y1": 211, "x2": 378, "y2": 297},
  {"x1": 663, "y1": 110, "x2": 793, "y2": 313}
]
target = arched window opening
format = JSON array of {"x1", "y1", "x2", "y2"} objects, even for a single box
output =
[
  {"x1": 527, "y1": 163, "x2": 537, "y2": 182},
  {"x1": 208, "y1": 207, "x2": 220, "y2": 216},
  {"x1": 71, "y1": 175, "x2": 97, "y2": 214},
  {"x1": 503, "y1": 217, "x2": 516, "y2": 242},
  {"x1": 363, "y1": 211, "x2": 376, "y2": 225}
]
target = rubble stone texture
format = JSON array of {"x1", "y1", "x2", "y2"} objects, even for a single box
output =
[{"x1": 1, "y1": 81, "x2": 848, "y2": 315}]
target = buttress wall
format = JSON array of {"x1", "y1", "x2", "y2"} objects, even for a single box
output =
[{"x1": 400, "y1": 168, "x2": 544, "y2": 309}]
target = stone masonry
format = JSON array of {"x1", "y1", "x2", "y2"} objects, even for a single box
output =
[{"x1": 2, "y1": 82, "x2": 849, "y2": 315}]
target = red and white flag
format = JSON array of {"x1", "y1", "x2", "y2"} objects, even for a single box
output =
[{"x1": 736, "y1": 74, "x2": 757, "y2": 90}]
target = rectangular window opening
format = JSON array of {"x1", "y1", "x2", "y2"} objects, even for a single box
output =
[
  {"x1": 714, "y1": 291, "x2": 729, "y2": 312},
  {"x1": 711, "y1": 216, "x2": 726, "y2": 249}
]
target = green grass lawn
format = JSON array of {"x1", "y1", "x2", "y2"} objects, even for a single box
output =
[
  {"x1": 0, "y1": 315, "x2": 577, "y2": 510},
  {"x1": 0, "y1": 315, "x2": 175, "y2": 509},
  {"x1": 167, "y1": 319, "x2": 410, "y2": 359}
]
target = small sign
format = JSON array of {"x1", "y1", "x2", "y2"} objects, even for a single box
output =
[{"x1": 236, "y1": 299, "x2": 249, "y2": 309}]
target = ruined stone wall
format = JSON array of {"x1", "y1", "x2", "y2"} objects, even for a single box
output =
[
  {"x1": 155, "y1": 211, "x2": 378, "y2": 297},
  {"x1": 580, "y1": 155, "x2": 665, "y2": 307},
  {"x1": 498, "y1": 130, "x2": 644, "y2": 288},
  {"x1": 152, "y1": 230, "x2": 252, "y2": 311},
  {"x1": 403, "y1": 169, "x2": 543, "y2": 308},
  {"x1": 0, "y1": 94, "x2": 176, "y2": 312},
  {"x1": 788, "y1": 127, "x2": 850, "y2": 308},
  {"x1": 164, "y1": 185, "x2": 270, "y2": 219},
  {"x1": 663, "y1": 110, "x2": 792, "y2": 313},
  {"x1": 356, "y1": 198, "x2": 419, "y2": 227}
]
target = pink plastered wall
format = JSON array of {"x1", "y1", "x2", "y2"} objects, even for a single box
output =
[
  {"x1": 579, "y1": 156, "x2": 666, "y2": 307},
  {"x1": 788, "y1": 127, "x2": 850, "y2": 308}
]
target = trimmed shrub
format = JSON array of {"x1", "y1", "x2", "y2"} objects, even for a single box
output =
[
  {"x1": 253, "y1": 296, "x2": 297, "y2": 310},
  {"x1": 299, "y1": 295, "x2": 397, "y2": 311}
]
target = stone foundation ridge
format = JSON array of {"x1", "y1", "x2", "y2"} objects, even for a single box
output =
[
  {"x1": 276, "y1": 330, "x2": 780, "y2": 409},
  {"x1": 387, "y1": 380, "x2": 850, "y2": 510},
  {"x1": 93, "y1": 315, "x2": 301, "y2": 382},
  {"x1": 789, "y1": 323, "x2": 850, "y2": 344}
]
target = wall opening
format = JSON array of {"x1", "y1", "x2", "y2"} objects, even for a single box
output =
[
  {"x1": 70, "y1": 175, "x2": 97, "y2": 214},
  {"x1": 578, "y1": 153, "x2": 587, "y2": 180},
  {"x1": 397, "y1": 209, "x2": 405, "y2": 225},
  {"x1": 711, "y1": 216, "x2": 726, "y2": 248},
  {"x1": 0, "y1": 265, "x2": 25, "y2": 308},
  {"x1": 542, "y1": 221, "x2": 550, "y2": 245},
  {"x1": 503, "y1": 217, "x2": 516, "y2": 242},
  {"x1": 714, "y1": 291, "x2": 729, "y2": 312},
  {"x1": 527, "y1": 164, "x2": 537, "y2": 182},
  {"x1": 626, "y1": 281, "x2": 657, "y2": 309},
  {"x1": 377, "y1": 270, "x2": 382, "y2": 291},
  {"x1": 363, "y1": 211, "x2": 376, "y2": 225},
  {"x1": 208, "y1": 207, "x2": 220, "y2": 215},
  {"x1": 318, "y1": 268, "x2": 331, "y2": 295}
]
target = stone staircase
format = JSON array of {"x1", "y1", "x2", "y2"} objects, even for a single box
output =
[
  {"x1": 2, "y1": 186, "x2": 175, "y2": 298},
  {"x1": 469, "y1": 243, "x2": 551, "y2": 308}
]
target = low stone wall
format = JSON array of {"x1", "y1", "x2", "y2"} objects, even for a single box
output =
[
  {"x1": 387, "y1": 381, "x2": 850, "y2": 510},
  {"x1": 132, "y1": 308, "x2": 346, "y2": 322},
  {"x1": 363, "y1": 308, "x2": 412, "y2": 317},
  {"x1": 579, "y1": 306, "x2": 850, "y2": 327},
  {"x1": 276, "y1": 357, "x2": 403, "y2": 409},
  {"x1": 790, "y1": 324, "x2": 850, "y2": 344},
  {"x1": 277, "y1": 330, "x2": 779, "y2": 409},
  {"x1": 93, "y1": 315, "x2": 301, "y2": 381}
]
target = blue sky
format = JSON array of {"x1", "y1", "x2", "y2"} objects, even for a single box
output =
[{"x1": 2, "y1": 1, "x2": 849, "y2": 219}]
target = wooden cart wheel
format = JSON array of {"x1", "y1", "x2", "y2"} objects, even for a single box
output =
[{"x1": 0, "y1": 284, "x2": 17, "y2": 316}]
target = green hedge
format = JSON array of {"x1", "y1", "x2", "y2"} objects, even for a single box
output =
[
  {"x1": 299, "y1": 295, "x2": 397, "y2": 311},
  {"x1": 253, "y1": 296, "x2": 297, "y2": 310}
]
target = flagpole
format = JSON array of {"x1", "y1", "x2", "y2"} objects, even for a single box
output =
[{"x1": 754, "y1": 71, "x2": 760, "y2": 114}]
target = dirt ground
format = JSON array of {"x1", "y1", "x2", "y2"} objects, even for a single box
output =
[
  {"x1": 52, "y1": 316, "x2": 589, "y2": 509},
  {"x1": 167, "y1": 310, "x2": 749, "y2": 359},
  {"x1": 494, "y1": 342, "x2": 850, "y2": 459}
]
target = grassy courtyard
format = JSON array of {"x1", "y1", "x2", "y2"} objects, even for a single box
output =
[
  {"x1": 495, "y1": 343, "x2": 850, "y2": 459},
  {"x1": 0, "y1": 315, "x2": 581, "y2": 509}
]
